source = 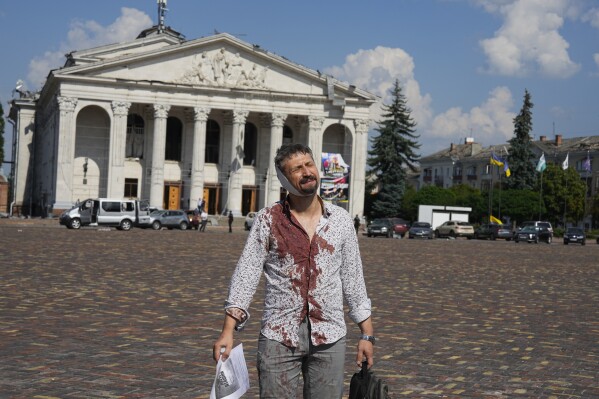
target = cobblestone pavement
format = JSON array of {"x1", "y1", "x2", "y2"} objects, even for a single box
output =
[{"x1": 1, "y1": 219, "x2": 598, "y2": 398}]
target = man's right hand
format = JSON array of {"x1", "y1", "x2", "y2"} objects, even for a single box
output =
[
  {"x1": 212, "y1": 314, "x2": 237, "y2": 362},
  {"x1": 212, "y1": 331, "x2": 233, "y2": 362}
]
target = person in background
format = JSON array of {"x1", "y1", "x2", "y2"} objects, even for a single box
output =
[
  {"x1": 228, "y1": 210, "x2": 234, "y2": 233},
  {"x1": 354, "y1": 214, "x2": 361, "y2": 233},
  {"x1": 212, "y1": 143, "x2": 374, "y2": 399},
  {"x1": 199, "y1": 210, "x2": 208, "y2": 232}
]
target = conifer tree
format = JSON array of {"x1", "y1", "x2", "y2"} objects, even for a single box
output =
[
  {"x1": 0, "y1": 103, "x2": 4, "y2": 167},
  {"x1": 367, "y1": 80, "x2": 420, "y2": 219},
  {"x1": 506, "y1": 89, "x2": 536, "y2": 190}
]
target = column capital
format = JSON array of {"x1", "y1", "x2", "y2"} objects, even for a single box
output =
[
  {"x1": 271, "y1": 113, "x2": 287, "y2": 128},
  {"x1": 56, "y1": 96, "x2": 77, "y2": 113},
  {"x1": 354, "y1": 119, "x2": 370, "y2": 135},
  {"x1": 308, "y1": 115, "x2": 325, "y2": 130},
  {"x1": 233, "y1": 109, "x2": 249, "y2": 125},
  {"x1": 193, "y1": 107, "x2": 211, "y2": 122},
  {"x1": 111, "y1": 101, "x2": 131, "y2": 117},
  {"x1": 153, "y1": 104, "x2": 171, "y2": 119}
]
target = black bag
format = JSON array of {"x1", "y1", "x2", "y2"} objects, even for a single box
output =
[{"x1": 349, "y1": 361, "x2": 390, "y2": 399}]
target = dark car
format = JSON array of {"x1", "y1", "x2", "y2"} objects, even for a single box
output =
[
  {"x1": 186, "y1": 210, "x2": 200, "y2": 230},
  {"x1": 389, "y1": 218, "x2": 409, "y2": 238},
  {"x1": 367, "y1": 218, "x2": 394, "y2": 238},
  {"x1": 408, "y1": 222, "x2": 434, "y2": 239},
  {"x1": 563, "y1": 227, "x2": 586, "y2": 245},
  {"x1": 514, "y1": 225, "x2": 552, "y2": 244},
  {"x1": 148, "y1": 210, "x2": 189, "y2": 230},
  {"x1": 474, "y1": 223, "x2": 512, "y2": 241}
]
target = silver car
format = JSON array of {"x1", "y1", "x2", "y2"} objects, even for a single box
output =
[
  {"x1": 148, "y1": 210, "x2": 189, "y2": 230},
  {"x1": 408, "y1": 222, "x2": 434, "y2": 239}
]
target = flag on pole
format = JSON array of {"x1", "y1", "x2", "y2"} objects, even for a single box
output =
[
  {"x1": 583, "y1": 154, "x2": 591, "y2": 172},
  {"x1": 562, "y1": 153, "x2": 569, "y2": 170},
  {"x1": 490, "y1": 152, "x2": 511, "y2": 177},
  {"x1": 536, "y1": 153, "x2": 546, "y2": 173},
  {"x1": 490, "y1": 215, "x2": 503, "y2": 225}
]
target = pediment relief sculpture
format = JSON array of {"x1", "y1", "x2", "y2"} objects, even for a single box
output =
[{"x1": 178, "y1": 47, "x2": 269, "y2": 89}]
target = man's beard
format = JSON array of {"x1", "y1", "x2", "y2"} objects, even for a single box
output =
[{"x1": 299, "y1": 176, "x2": 319, "y2": 195}]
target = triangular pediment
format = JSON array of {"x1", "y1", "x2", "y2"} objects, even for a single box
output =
[{"x1": 55, "y1": 33, "x2": 377, "y2": 101}]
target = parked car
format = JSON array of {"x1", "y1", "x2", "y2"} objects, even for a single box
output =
[
  {"x1": 186, "y1": 210, "x2": 200, "y2": 230},
  {"x1": 148, "y1": 210, "x2": 189, "y2": 230},
  {"x1": 389, "y1": 218, "x2": 409, "y2": 238},
  {"x1": 517, "y1": 221, "x2": 553, "y2": 234},
  {"x1": 408, "y1": 222, "x2": 434, "y2": 239},
  {"x1": 514, "y1": 225, "x2": 552, "y2": 244},
  {"x1": 474, "y1": 223, "x2": 512, "y2": 241},
  {"x1": 245, "y1": 212, "x2": 256, "y2": 231},
  {"x1": 563, "y1": 227, "x2": 586, "y2": 245},
  {"x1": 367, "y1": 218, "x2": 394, "y2": 238},
  {"x1": 434, "y1": 220, "x2": 474, "y2": 239}
]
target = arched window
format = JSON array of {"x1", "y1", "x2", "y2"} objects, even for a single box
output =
[
  {"x1": 205, "y1": 119, "x2": 220, "y2": 163},
  {"x1": 126, "y1": 114, "x2": 145, "y2": 158},
  {"x1": 283, "y1": 125, "x2": 293, "y2": 144},
  {"x1": 165, "y1": 117, "x2": 183, "y2": 161},
  {"x1": 243, "y1": 122, "x2": 257, "y2": 166}
]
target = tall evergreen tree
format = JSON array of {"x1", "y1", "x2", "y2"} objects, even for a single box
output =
[
  {"x1": 506, "y1": 89, "x2": 536, "y2": 190},
  {"x1": 0, "y1": 103, "x2": 5, "y2": 167},
  {"x1": 367, "y1": 80, "x2": 420, "y2": 219}
]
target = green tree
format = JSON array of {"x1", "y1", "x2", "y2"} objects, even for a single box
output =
[
  {"x1": 367, "y1": 80, "x2": 420, "y2": 219},
  {"x1": 492, "y1": 188, "x2": 542, "y2": 226},
  {"x1": 449, "y1": 184, "x2": 485, "y2": 222},
  {"x1": 506, "y1": 89, "x2": 536, "y2": 190},
  {"x1": 541, "y1": 163, "x2": 587, "y2": 226},
  {"x1": 0, "y1": 103, "x2": 5, "y2": 167},
  {"x1": 413, "y1": 185, "x2": 456, "y2": 207},
  {"x1": 590, "y1": 193, "x2": 599, "y2": 229},
  {"x1": 399, "y1": 184, "x2": 418, "y2": 221}
]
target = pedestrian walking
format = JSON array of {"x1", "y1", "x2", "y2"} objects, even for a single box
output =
[
  {"x1": 199, "y1": 211, "x2": 208, "y2": 232},
  {"x1": 228, "y1": 210, "x2": 234, "y2": 233},
  {"x1": 354, "y1": 214, "x2": 361, "y2": 233},
  {"x1": 213, "y1": 143, "x2": 374, "y2": 399}
]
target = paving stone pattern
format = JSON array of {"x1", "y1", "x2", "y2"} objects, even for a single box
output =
[{"x1": 0, "y1": 220, "x2": 598, "y2": 398}]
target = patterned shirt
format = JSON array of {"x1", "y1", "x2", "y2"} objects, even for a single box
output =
[{"x1": 225, "y1": 198, "x2": 371, "y2": 348}]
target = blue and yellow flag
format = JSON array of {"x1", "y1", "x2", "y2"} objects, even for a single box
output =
[
  {"x1": 490, "y1": 215, "x2": 503, "y2": 224},
  {"x1": 490, "y1": 152, "x2": 511, "y2": 177}
]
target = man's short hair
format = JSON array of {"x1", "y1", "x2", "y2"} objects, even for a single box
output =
[{"x1": 274, "y1": 144, "x2": 314, "y2": 170}]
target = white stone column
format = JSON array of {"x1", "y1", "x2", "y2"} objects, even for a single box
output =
[
  {"x1": 266, "y1": 113, "x2": 287, "y2": 205},
  {"x1": 149, "y1": 104, "x2": 171, "y2": 208},
  {"x1": 54, "y1": 96, "x2": 78, "y2": 209},
  {"x1": 351, "y1": 119, "x2": 369, "y2": 218},
  {"x1": 227, "y1": 109, "x2": 249, "y2": 216},
  {"x1": 190, "y1": 107, "x2": 210, "y2": 209},
  {"x1": 308, "y1": 116, "x2": 325, "y2": 173},
  {"x1": 108, "y1": 101, "x2": 131, "y2": 198}
]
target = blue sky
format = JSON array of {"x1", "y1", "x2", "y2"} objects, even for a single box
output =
[{"x1": 2, "y1": 0, "x2": 599, "y2": 175}]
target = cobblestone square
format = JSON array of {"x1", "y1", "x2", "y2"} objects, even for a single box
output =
[{"x1": 1, "y1": 220, "x2": 597, "y2": 398}]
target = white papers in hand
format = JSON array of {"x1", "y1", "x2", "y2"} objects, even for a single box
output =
[{"x1": 210, "y1": 343, "x2": 250, "y2": 399}]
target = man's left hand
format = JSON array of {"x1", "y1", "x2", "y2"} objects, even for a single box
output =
[{"x1": 356, "y1": 339, "x2": 374, "y2": 368}]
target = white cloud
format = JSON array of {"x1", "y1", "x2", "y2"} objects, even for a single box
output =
[
  {"x1": 323, "y1": 46, "x2": 433, "y2": 129},
  {"x1": 593, "y1": 53, "x2": 599, "y2": 76},
  {"x1": 27, "y1": 8, "x2": 152, "y2": 89},
  {"x1": 476, "y1": 0, "x2": 581, "y2": 78},
  {"x1": 582, "y1": 7, "x2": 599, "y2": 29},
  {"x1": 324, "y1": 46, "x2": 518, "y2": 156},
  {"x1": 427, "y1": 86, "x2": 515, "y2": 151}
]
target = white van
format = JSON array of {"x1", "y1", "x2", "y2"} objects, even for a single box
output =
[{"x1": 59, "y1": 198, "x2": 152, "y2": 230}]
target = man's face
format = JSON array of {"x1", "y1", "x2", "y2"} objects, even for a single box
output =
[{"x1": 282, "y1": 152, "x2": 320, "y2": 195}]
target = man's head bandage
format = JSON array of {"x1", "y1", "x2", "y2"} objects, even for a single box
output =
[{"x1": 275, "y1": 165, "x2": 313, "y2": 197}]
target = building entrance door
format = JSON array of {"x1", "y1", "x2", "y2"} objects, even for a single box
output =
[{"x1": 164, "y1": 183, "x2": 181, "y2": 210}]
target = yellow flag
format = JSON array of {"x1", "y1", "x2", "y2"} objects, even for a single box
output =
[{"x1": 490, "y1": 215, "x2": 502, "y2": 224}]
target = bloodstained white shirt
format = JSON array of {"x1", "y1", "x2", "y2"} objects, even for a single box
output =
[{"x1": 225, "y1": 198, "x2": 371, "y2": 348}]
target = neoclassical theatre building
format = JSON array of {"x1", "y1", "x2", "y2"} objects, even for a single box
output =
[{"x1": 9, "y1": 24, "x2": 377, "y2": 217}]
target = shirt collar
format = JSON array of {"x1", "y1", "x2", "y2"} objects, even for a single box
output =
[{"x1": 281, "y1": 195, "x2": 330, "y2": 218}]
